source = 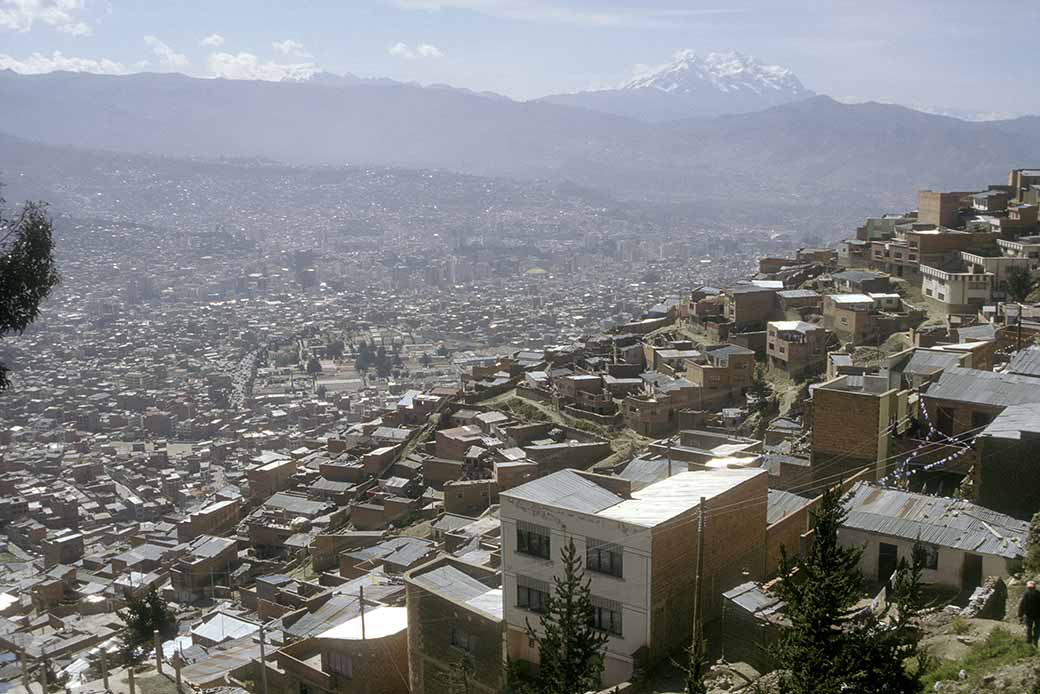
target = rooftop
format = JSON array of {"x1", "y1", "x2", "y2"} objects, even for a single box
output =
[
  {"x1": 597, "y1": 468, "x2": 764, "y2": 528},
  {"x1": 317, "y1": 605, "x2": 407, "y2": 641},
  {"x1": 843, "y1": 482, "x2": 1027, "y2": 559},
  {"x1": 924, "y1": 367, "x2": 1040, "y2": 408}
]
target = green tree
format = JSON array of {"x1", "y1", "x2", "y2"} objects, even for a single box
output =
[
  {"x1": 1006, "y1": 266, "x2": 1034, "y2": 303},
  {"x1": 748, "y1": 365, "x2": 770, "y2": 408},
  {"x1": 1, "y1": 196, "x2": 60, "y2": 390},
  {"x1": 846, "y1": 542, "x2": 926, "y2": 693},
  {"x1": 305, "y1": 355, "x2": 322, "y2": 375},
  {"x1": 678, "y1": 627, "x2": 709, "y2": 694},
  {"x1": 772, "y1": 486, "x2": 865, "y2": 693},
  {"x1": 355, "y1": 340, "x2": 371, "y2": 373},
  {"x1": 326, "y1": 339, "x2": 345, "y2": 359},
  {"x1": 1026, "y1": 511, "x2": 1040, "y2": 574},
  {"x1": 525, "y1": 538, "x2": 610, "y2": 694},
  {"x1": 118, "y1": 587, "x2": 176, "y2": 663},
  {"x1": 420, "y1": 351, "x2": 433, "y2": 368}
]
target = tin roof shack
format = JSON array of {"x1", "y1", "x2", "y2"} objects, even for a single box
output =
[
  {"x1": 881, "y1": 347, "x2": 971, "y2": 391},
  {"x1": 500, "y1": 467, "x2": 767, "y2": 688},
  {"x1": 831, "y1": 270, "x2": 892, "y2": 295},
  {"x1": 921, "y1": 367, "x2": 1040, "y2": 437},
  {"x1": 809, "y1": 375, "x2": 910, "y2": 490},
  {"x1": 720, "y1": 581, "x2": 785, "y2": 673},
  {"x1": 268, "y1": 606, "x2": 409, "y2": 694},
  {"x1": 766, "y1": 321, "x2": 830, "y2": 379},
  {"x1": 972, "y1": 404, "x2": 1040, "y2": 521},
  {"x1": 405, "y1": 557, "x2": 503, "y2": 694},
  {"x1": 840, "y1": 482, "x2": 1026, "y2": 592}
]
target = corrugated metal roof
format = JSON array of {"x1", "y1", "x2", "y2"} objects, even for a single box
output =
[
  {"x1": 617, "y1": 457, "x2": 672, "y2": 485},
  {"x1": 409, "y1": 565, "x2": 489, "y2": 604},
  {"x1": 904, "y1": 350, "x2": 962, "y2": 377},
  {"x1": 924, "y1": 367, "x2": 1040, "y2": 408},
  {"x1": 843, "y1": 482, "x2": 1027, "y2": 559},
  {"x1": 1007, "y1": 346, "x2": 1040, "y2": 378},
  {"x1": 500, "y1": 469, "x2": 623, "y2": 514},
  {"x1": 285, "y1": 595, "x2": 363, "y2": 639},
  {"x1": 980, "y1": 403, "x2": 1040, "y2": 440},
  {"x1": 767, "y1": 490, "x2": 810, "y2": 524}
]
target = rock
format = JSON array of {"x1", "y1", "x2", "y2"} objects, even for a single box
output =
[
  {"x1": 961, "y1": 577, "x2": 1008, "y2": 619},
  {"x1": 982, "y1": 674, "x2": 996, "y2": 686}
]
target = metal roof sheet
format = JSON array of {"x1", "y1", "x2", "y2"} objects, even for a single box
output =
[
  {"x1": 980, "y1": 403, "x2": 1040, "y2": 440},
  {"x1": 904, "y1": 350, "x2": 962, "y2": 377},
  {"x1": 409, "y1": 565, "x2": 489, "y2": 604},
  {"x1": 924, "y1": 367, "x2": 1040, "y2": 408},
  {"x1": 843, "y1": 482, "x2": 1027, "y2": 559},
  {"x1": 1007, "y1": 346, "x2": 1040, "y2": 378},
  {"x1": 500, "y1": 469, "x2": 624, "y2": 514},
  {"x1": 767, "y1": 490, "x2": 810, "y2": 524}
]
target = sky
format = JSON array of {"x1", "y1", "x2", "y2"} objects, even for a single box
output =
[{"x1": 1, "y1": 0, "x2": 1038, "y2": 116}]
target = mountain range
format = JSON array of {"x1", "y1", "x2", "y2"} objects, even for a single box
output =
[
  {"x1": 0, "y1": 68, "x2": 1037, "y2": 216},
  {"x1": 541, "y1": 50, "x2": 814, "y2": 122}
]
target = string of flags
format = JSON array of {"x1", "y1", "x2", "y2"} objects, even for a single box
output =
[{"x1": 880, "y1": 404, "x2": 976, "y2": 485}]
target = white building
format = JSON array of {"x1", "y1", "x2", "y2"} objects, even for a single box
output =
[{"x1": 499, "y1": 467, "x2": 767, "y2": 687}]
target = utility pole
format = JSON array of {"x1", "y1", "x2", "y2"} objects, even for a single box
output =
[
  {"x1": 667, "y1": 439, "x2": 674, "y2": 478},
  {"x1": 258, "y1": 622, "x2": 269, "y2": 694},
  {"x1": 692, "y1": 496, "x2": 707, "y2": 641},
  {"x1": 359, "y1": 586, "x2": 367, "y2": 640},
  {"x1": 154, "y1": 629, "x2": 162, "y2": 674}
]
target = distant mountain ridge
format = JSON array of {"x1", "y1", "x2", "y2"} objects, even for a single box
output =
[
  {"x1": 540, "y1": 50, "x2": 814, "y2": 122},
  {"x1": 0, "y1": 70, "x2": 1037, "y2": 215}
]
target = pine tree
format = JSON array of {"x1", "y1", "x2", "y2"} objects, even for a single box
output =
[
  {"x1": 843, "y1": 542, "x2": 926, "y2": 693},
  {"x1": 525, "y1": 538, "x2": 610, "y2": 694},
  {"x1": 0, "y1": 196, "x2": 60, "y2": 390},
  {"x1": 118, "y1": 587, "x2": 176, "y2": 663},
  {"x1": 772, "y1": 486, "x2": 865, "y2": 693},
  {"x1": 1006, "y1": 266, "x2": 1035, "y2": 303}
]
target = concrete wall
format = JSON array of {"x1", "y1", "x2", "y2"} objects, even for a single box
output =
[{"x1": 838, "y1": 527, "x2": 1013, "y2": 590}]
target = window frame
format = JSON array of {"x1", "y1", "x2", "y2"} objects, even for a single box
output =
[
  {"x1": 586, "y1": 540, "x2": 623, "y2": 579},
  {"x1": 516, "y1": 523, "x2": 551, "y2": 560}
]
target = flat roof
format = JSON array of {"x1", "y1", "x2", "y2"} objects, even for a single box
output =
[
  {"x1": 597, "y1": 469, "x2": 764, "y2": 528},
  {"x1": 317, "y1": 605, "x2": 407, "y2": 641}
]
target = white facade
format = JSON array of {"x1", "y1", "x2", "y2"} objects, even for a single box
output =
[
  {"x1": 920, "y1": 264, "x2": 993, "y2": 310},
  {"x1": 499, "y1": 467, "x2": 765, "y2": 687}
]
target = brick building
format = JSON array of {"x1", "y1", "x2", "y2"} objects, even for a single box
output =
[
  {"x1": 405, "y1": 557, "x2": 504, "y2": 694},
  {"x1": 766, "y1": 321, "x2": 830, "y2": 379},
  {"x1": 810, "y1": 374, "x2": 910, "y2": 487}
]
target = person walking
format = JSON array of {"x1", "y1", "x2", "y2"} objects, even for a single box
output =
[{"x1": 1019, "y1": 580, "x2": 1040, "y2": 646}]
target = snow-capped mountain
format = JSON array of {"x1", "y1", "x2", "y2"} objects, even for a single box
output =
[{"x1": 540, "y1": 49, "x2": 814, "y2": 122}]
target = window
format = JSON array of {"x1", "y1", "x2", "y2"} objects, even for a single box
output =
[
  {"x1": 587, "y1": 539, "x2": 623, "y2": 578},
  {"x1": 517, "y1": 522, "x2": 550, "y2": 559},
  {"x1": 591, "y1": 597, "x2": 623, "y2": 636},
  {"x1": 922, "y1": 545, "x2": 939, "y2": 571},
  {"x1": 327, "y1": 651, "x2": 353, "y2": 679},
  {"x1": 450, "y1": 626, "x2": 476, "y2": 652},
  {"x1": 517, "y1": 576, "x2": 550, "y2": 613}
]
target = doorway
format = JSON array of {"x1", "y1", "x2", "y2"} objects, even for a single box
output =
[
  {"x1": 878, "y1": 543, "x2": 899, "y2": 583},
  {"x1": 963, "y1": 554, "x2": 984, "y2": 592}
]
